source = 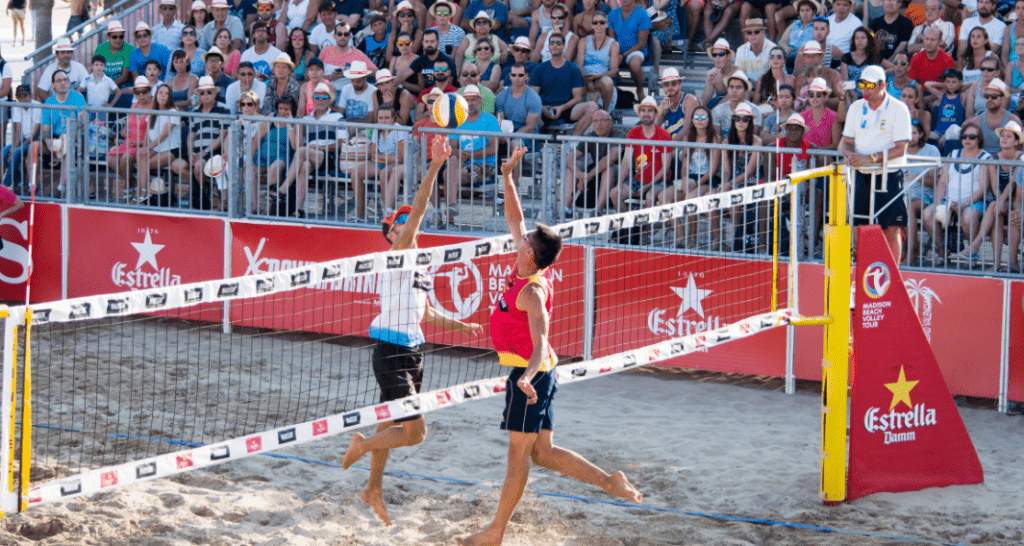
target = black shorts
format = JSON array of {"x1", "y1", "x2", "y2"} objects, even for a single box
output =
[
  {"x1": 541, "y1": 106, "x2": 575, "y2": 128},
  {"x1": 500, "y1": 367, "x2": 558, "y2": 434},
  {"x1": 852, "y1": 169, "x2": 907, "y2": 229},
  {"x1": 744, "y1": 0, "x2": 783, "y2": 8},
  {"x1": 372, "y1": 340, "x2": 424, "y2": 423}
]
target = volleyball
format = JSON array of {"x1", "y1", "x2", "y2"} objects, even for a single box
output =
[{"x1": 432, "y1": 93, "x2": 469, "y2": 129}]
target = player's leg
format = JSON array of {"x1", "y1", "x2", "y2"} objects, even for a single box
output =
[
  {"x1": 456, "y1": 430, "x2": 538, "y2": 546},
  {"x1": 530, "y1": 430, "x2": 642, "y2": 504}
]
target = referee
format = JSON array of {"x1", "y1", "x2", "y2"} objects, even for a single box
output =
[{"x1": 839, "y1": 65, "x2": 913, "y2": 265}]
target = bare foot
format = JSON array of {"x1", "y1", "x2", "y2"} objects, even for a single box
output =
[
  {"x1": 361, "y1": 487, "x2": 392, "y2": 526},
  {"x1": 607, "y1": 471, "x2": 642, "y2": 505},
  {"x1": 455, "y1": 527, "x2": 504, "y2": 546},
  {"x1": 342, "y1": 433, "x2": 366, "y2": 469}
]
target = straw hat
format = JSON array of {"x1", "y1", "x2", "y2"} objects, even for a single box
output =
[
  {"x1": 106, "y1": 20, "x2": 125, "y2": 34},
  {"x1": 271, "y1": 52, "x2": 295, "y2": 68},
  {"x1": 395, "y1": 0, "x2": 415, "y2": 12},
  {"x1": 782, "y1": 112, "x2": 808, "y2": 130},
  {"x1": 134, "y1": 21, "x2": 152, "y2": 35},
  {"x1": 197, "y1": 75, "x2": 217, "y2": 90},
  {"x1": 424, "y1": 87, "x2": 445, "y2": 100},
  {"x1": 634, "y1": 95, "x2": 662, "y2": 115},
  {"x1": 53, "y1": 38, "x2": 74, "y2": 52},
  {"x1": 470, "y1": 10, "x2": 495, "y2": 27},
  {"x1": 190, "y1": 0, "x2": 207, "y2": 11},
  {"x1": 204, "y1": 155, "x2": 227, "y2": 191},
  {"x1": 133, "y1": 75, "x2": 153, "y2": 89},
  {"x1": 727, "y1": 70, "x2": 752, "y2": 92},
  {"x1": 743, "y1": 18, "x2": 768, "y2": 31},
  {"x1": 462, "y1": 84, "x2": 482, "y2": 97},
  {"x1": 984, "y1": 78, "x2": 1011, "y2": 98},
  {"x1": 343, "y1": 60, "x2": 373, "y2": 79},
  {"x1": 796, "y1": 0, "x2": 821, "y2": 14},
  {"x1": 802, "y1": 41, "x2": 823, "y2": 55},
  {"x1": 732, "y1": 103, "x2": 754, "y2": 117},
  {"x1": 149, "y1": 177, "x2": 168, "y2": 195},
  {"x1": 646, "y1": 6, "x2": 669, "y2": 25},
  {"x1": 997, "y1": 120, "x2": 1023, "y2": 141},
  {"x1": 706, "y1": 38, "x2": 734, "y2": 60},
  {"x1": 808, "y1": 77, "x2": 829, "y2": 92},
  {"x1": 512, "y1": 36, "x2": 532, "y2": 50},
  {"x1": 375, "y1": 68, "x2": 395, "y2": 84},
  {"x1": 210, "y1": 0, "x2": 229, "y2": 8},
  {"x1": 203, "y1": 46, "x2": 226, "y2": 63},
  {"x1": 661, "y1": 67, "x2": 681, "y2": 83}
]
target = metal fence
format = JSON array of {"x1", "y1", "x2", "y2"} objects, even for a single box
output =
[{"x1": 2, "y1": 100, "x2": 1022, "y2": 275}]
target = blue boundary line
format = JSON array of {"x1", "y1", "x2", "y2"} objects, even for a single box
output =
[{"x1": 24, "y1": 423, "x2": 962, "y2": 545}]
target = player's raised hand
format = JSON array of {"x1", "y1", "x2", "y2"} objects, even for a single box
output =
[
  {"x1": 430, "y1": 134, "x2": 452, "y2": 162},
  {"x1": 501, "y1": 147, "x2": 528, "y2": 179},
  {"x1": 465, "y1": 323, "x2": 484, "y2": 336}
]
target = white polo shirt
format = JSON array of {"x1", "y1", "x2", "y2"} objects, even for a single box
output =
[
  {"x1": 843, "y1": 93, "x2": 911, "y2": 165},
  {"x1": 958, "y1": 16, "x2": 1006, "y2": 47},
  {"x1": 734, "y1": 38, "x2": 777, "y2": 83}
]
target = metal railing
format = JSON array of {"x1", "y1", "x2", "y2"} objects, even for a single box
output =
[{"x1": 2, "y1": 100, "x2": 1021, "y2": 276}]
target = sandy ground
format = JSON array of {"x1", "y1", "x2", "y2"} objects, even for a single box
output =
[{"x1": 1, "y1": 366, "x2": 1022, "y2": 546}]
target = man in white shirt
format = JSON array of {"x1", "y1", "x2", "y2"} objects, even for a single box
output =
[
  {"x1": 152, "y1": 0, "x2": 185, "y2": 51},
  {"x1": 826, "y1": 0, "x2": 861, "y2": 53},
  {"x1": 958, "y1": 0, "x2": 1005, "y2": 57},
  {"x1": 225, "y1": 62, "x2": 268, "y2": 113},
  {"x1": 308, "y1": 1, "x2": 340, "y2": 50},
  {"x1": 840, "y1": 65, "x2": 912, "y2": 264},
  {"x1": 36, "y1": 38, "x2": 89, "y2": 102},
  {"x1": 337, "y1": 61, "x2": 377, "y2": 123},
  {"x1": 240, "y1": 21, "x2": 283, "y2": 81},
  {"x1": 908, "y1": 0, "x2": 956, "y2": 54},
  {"x1": 3, "y1": 86, "x2": 41, "y2": 189},
  {"x1": 199, "y1": 0, "x2": 245, "y2": 51},
  {"x1": 734, "y1": 18, "x2": 777, "y2": 83}
]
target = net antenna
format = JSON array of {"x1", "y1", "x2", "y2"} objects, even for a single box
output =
[{"x1": 4, "y1": 181, "x2": 798, "y2": 511}]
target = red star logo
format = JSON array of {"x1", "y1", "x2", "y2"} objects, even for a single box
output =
[
  {"x1": 375, "y1": 405, "x2": 391, "y2": 420},
  {"x1": 246, "y1": 437, "x2": 262, "y2": 453},
  {"x1": 176, "y1": 454, "x2": 194, "y2": 469},
  {"x1": 313, "y1": 420, "x2": 328, "y2": 436},
  {"x1": 100, "y1": 471, "x2": 118, "y2": 488}
]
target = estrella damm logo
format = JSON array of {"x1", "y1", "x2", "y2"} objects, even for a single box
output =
[{"x1": 863, "y1": 262, "x2": 891, "y2": 299}]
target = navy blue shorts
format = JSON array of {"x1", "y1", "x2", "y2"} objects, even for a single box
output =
[
  {"x1": 853, "y1": 169, "x2": 907, "y2": 229},
  {"x1": 500, "y1": 367, "x2": 557, "y2": 434}
]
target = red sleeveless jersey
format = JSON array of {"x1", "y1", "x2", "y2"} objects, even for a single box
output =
[{"x1": 489, "y1": 267, "x2": 557, "y2": 371}]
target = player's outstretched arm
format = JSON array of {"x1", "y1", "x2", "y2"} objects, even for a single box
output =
[
  {"x1": 394, "y1": 134, "x2": 452, "y2": 250},
  {"x1": 422, "y1": 302, "x2": 484, "y2": 335},
  {"x1": 500, "y1": 146, "x2": 529, "y2": 240}
]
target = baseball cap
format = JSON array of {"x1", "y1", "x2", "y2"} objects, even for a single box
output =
[
  {"x1": 381, "y1": 205, "x2": 413, "y2": 241},
  {"x1": 860, "y1": 65, "x2": 886, "y2": 84},
  {"x1": 15, "y1": 85, "x2": 30, "y2": 96},
  {"x1": 941, "y1": 68, "x2": 963, "y2": 80}
]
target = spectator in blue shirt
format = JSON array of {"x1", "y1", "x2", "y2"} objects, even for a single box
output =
[
  {"x1": 608, "y1": 0, "x2": 651, "y2": 101},
  {"x1": 529, "y1": 32, "x2": 598, "y2": 135},
  {"x1": 40, "y1": 70, "x2": 87, "y2": 195},
  {"x1": 129, "y1": 21, "x2": 172, "y2": 80},
  {"x1": 443, "y1": 84, "x2": 502, "y2": 224},
  {"x1": 460, "y1": 0, "x2": 509, "y2": 33}
]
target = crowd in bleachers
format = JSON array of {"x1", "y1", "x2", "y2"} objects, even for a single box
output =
[{"x1": 4, "y1": 0, "x2": 1024, "y2": 270}]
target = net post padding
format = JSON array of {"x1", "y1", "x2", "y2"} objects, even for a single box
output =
[
  {"x1": 0, "y1": 308, "x2": 18, "y2": 516},
  {"x1": 24, "y1": 310, "x2": 792, "y2": 506}
]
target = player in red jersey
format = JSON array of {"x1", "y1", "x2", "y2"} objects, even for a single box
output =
[{"x1": 457, "y1": 148, "x2": 642, "y2": 546}]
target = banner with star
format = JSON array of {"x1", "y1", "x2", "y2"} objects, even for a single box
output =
[{"x1": 847, "y1": 226, "x2": 984, "y2": 501}]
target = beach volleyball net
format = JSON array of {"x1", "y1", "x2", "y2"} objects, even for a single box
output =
[{"x1": 1, "y1": 177, "x2": 799, "y2": 512}]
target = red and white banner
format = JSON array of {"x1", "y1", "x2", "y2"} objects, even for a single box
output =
[
  {"x1": 0, "y1": 203, "x2": 62, "y2": 303},
  {"x1": 847, "y1": 226, "x2": 984, "y2": 501},
  {"x1": 1008, "y1": 281, "x2": 1024, "y2": 402}
]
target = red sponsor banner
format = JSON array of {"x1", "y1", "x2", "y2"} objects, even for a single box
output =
[
  {"x1": 592, "y1": 248, "x2": 788, "y2": 376},
  {"x1": 848, "y1": 226, "x2": 984, "y2": 501},
  {"x1": 0, "y1": 202, "x2": 63, "y2": 303},
  {"x1": 1009, "y1": 281, "x2": 1024, "y2": 402}
]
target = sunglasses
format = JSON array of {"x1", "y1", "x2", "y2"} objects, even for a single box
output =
[
  {"x1": 808, "y1": 91, "x2": 827, "y2": 97},
  {"x1": 182, "y1": 30, "x2": 196, "y2": 36},
  {"x1": 769, "y1": 53, "x2": 784, "y2": 59},
  {"x1": 476, "y1": 47, "x2": 491, "y2": 52},
  {"x1": 133, "y1": 89, "x2": 150, "y2": 95},
  {"x1": 745, "y1": 30, "x2": 763, "y2": 35},
  {"x1": 313, "y1": 93, "x2": 331, "y2": 100},
  {"x1": 336, "y1": 31, "x2": 351, "y2": 37},
  {"x1": 109, "y1": 34, "x2": 125, "y2": 39},
  {"x1": 257, "y1": 5, "x2": 272, "y2": 9},
  {"x1": 549, "y1": 41, "x2": 564, "y2": 46},
  {"x1": 434, "y1": 67, "x2": 449, "y2": 72},
  {"x1": 711, "y1": 51, "x2": 728, "y2": 58},
  {"x1": 435, "y1": 9, "x2": 450, "y2": 16},
  {"x1": 980, "y1": 66, "x2": 998, "y2": 72},
  {"x1": 425, "y1": 99, "x2": 437, "y2": 105},
  {"x1": 474, "y1": 19, "x2": 491, "y2": 24},
  {"x1": 136, "y1": 32, "x2": 151, "y2": 38},
  {"x1": 551, "y1": 14, "x2": 566, "y2": 19},
  {"x1": 463, "y1": 71, "x2": 478, "y2": 76},
  {"x1": 398, "y1": 10, "x2": 414, "y2": 16},
  {"x1": 513, "y1": 47, "x2": 530, "y2": 52},
  {"x1": 693, "y1": 113, "x2": 708, "y2": 121},
  {"x1": 291, "y1": 35, "x2": 304, "y2": 40},
  {"x1": 592, "y1": 19, "x2": 607, "y2": 24},
  {"x1": 240, "y1": 101, "x2": 256, "y2": 107},
  {"x1": 160, "y1": 5, "x2": 176, "y2": 9},
  {"x1": 857, "y1": 81, "x2": 878, "y2": 89},
  {"x1": 199, "y1": 89, "x2": 216, "y2": 95},
  {"x1": 238, "y1": 72, "x2": 255, "y2": 77},
  {"x1": 510, "y1": 72, "x2": 526, "y2": 77},
  {"x1": 734, "y1": 116, "x2": 753, "y2": 122},
  {"x1": 983, "y1": 93, "x2": 1002, "y2": 99},
  {"x1": 961, "y1": 134, "x2": 980, "y2": 140},
  {"x1": 894, "y1": 60, "x2": 909, "y2": 66},
  {"x1": 397, "y1": 40, "x2": 411, "y2": 46}
]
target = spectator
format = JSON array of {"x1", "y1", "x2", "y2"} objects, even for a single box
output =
[
  {"x1": 236, "y1": 0, "x2": 261, "y2": 33},
  {"x1": 722, "y1": 103, "x2": 763, "y2": 252},
  {"x1": 226, "y1": 61, "x2": 268, "y2": 114},
  {"x1": 249, "y1": 0, "x2": 288, "y2": 50},
  {"x1": 959, "y1": 27, "x2": 993, "y2": 85},
  {"x1": 107, "y1": 77, "x2": 155, "y2": 201},
  {"x1": 576, "y1": 11, "x2": 619, "y2": 112},
  {"x1": 1007, "y1": 39, "x2": 1024, "y2": 92},
  {"x1": 199, "y1": 0, "x2": 245, "y2": 51},
  {"x1": 179, "y1": 24, "x2": 207, "y2": 78},
  {"x1": 172, "y1": 76, "x2": 231, "y2": 210},
  {"x1": 373, "y1": 69, "x2": 416, "y2": 125},
  {"x1": 466, "y1": 37, "x2": 501, "y2": 93},
  {"x1": 299, "y1": 58, "x2": 337, "y2": 114},
  {"x1": 40, "y1": 71, "x2": 87, "y2": 187},
  {"x1": 986, "y1": 121, "x2": 1023, "y2": 271},
  {"x1": 739, "y1": 2, "x2": 782, "y2": 44},
  {"x1": 432, "y1": 2, "x2": 467, "y2": 56},
  {"x1": 411, "y1": 88, "x2": 445, "y2": 175},
  {"x1": 188, "y1": 1, "x2": 211, "y2": 33},
  {"x1": 281, "y1": 0, "x2": 321, "y2": 32},
  {"x1": 793, "y1": 15, "x2": 844, "y2": 76},
  {"x1": 1003, "y1": 0, "x2": 1024, "y2": 68},
  {"x1": 660, "y1": 105, "x2": 721, "y2": 247},
  {"x1": 83, "y1": 55, "x2": 122, "y2": 110},
  {"x1": 736, "y1": 18, "x2": 777, "y2": 83},
  {"x1": 701, "y1": 0, "x2": 741, "y2": 49},
  {"x1": 923, "y1": 121, "x2": 991, "y2": 264},
  {"x1": 263, "y1": 53, "x2": 302, "y2": 115},
  {"x1": 386, "y1": 3, "x2": 423, "y2": 67},
  {"x1": 287, "y1": 28, "x2": 318, "y2": 81},
  {"x1": 869, "y1": 0, "x2": 914, "y2": 61},
  {"x1": 458, "y1": 61, "x2": 496, "y2": 113},
  {"x1": 443, "y1": 84, "x2": 501, "y2": 223},
  {"x1": 711, "y1": 70, "x2": 761, "y2": 138},
  {"x1": 309, "y1": 1, "x2": 340, "y2": 49},
  {"x1": 251, "y1": 96, "x2": 297, "y2": 213},
  {"x1": 202, "y1": 47, "x2": 236, "y2": 104},
  {"x1": 959, "y1": 0, "x2": 1005, "y2": 58},
  {"x1": 140, "y1": 84, "x2": 182, "y2": 201},
  {"x1": 401, "y1": 30, "x2": 459, "y2": 94},
  {"x1": 909, "y1": 27, "x2": 956, "y2": 88},
  {"x1": 167, "y1": 50, "x2": 199, "y2": 109},
  {"x1": 761, "y1": 83, "x2": 795, "y2": 141},
  {"x1": 841, "y1": 26, "x2": 887, "y2": 91},
  {"x1": 415, "y1": 59, "x2": 458, "y2": 120},
  {"x1": 826, "y1": 0, "x2": 861, "y2": 54},
  {"x1": 94, "y1": 20, "x2": 135, "y2": 105},
  {"x1": 458, "y1": 12, "x2": 510, "y2": 66},
  {"x1": 359, "y1": 14, "x2": 390, "y2": 70},
  {"x1": 887, "y1": 52, "x2": 914, "y2": 99},
  {"x1": 358, "y1": 104, "x2": 407, "y2": 213},
  {"x1": 281, "y1": 82, "x2": 346, "y2": 218},
  {"x1": 2, "y1": 86, "x2": 40, "y2": 190},
  {"x1": 908, "y1": 0, "x2": 955, "y2": 55},
  {"x1": 610, "y1": 96, "x2": 673, "y2": 211},
  {"x1": 926, "y1": 68, "x2": 966, "y2": 143},
  {"x1": 211, "y1": 27, "x2": 242, "y2": 76},
  {"x1": 335, "y1": 0, "x2": 368, "y2": 30},
  {"x1": 320, "y1": 23, "x2": 378, "y2": 82},
  {"x1": 778, "y1": 0, "x2": 818, "y2": 66},
  {"x1": 529, "y1": 0, "x2": 562, "y2": 44},
  {"x1": 754, "y1": 46, "x2": 794, "y2": 104},
  {"x1": 532, "y1": 4, "x2": 579, "y2": 64},
  {"x1": 338, "y1": 61, "x2": 377, "y2": 122},
  {"x1": 389, "y1": 31, "x2": 418, "y2": 90},
  {"x1": 66, "y1": 0, "x2": 88, "y2": 32},
  {"x1": 130, "y1": 22, "x2": 172, "y2": 81},
  {"x1": 609, "y1": 0, "x2": 652, "y2": 101},
  {"x1": 800, "y1": 77, "x2": 840, "y2": 149},
  {"x1": 37, "y1": 38, "x2": 88, "y2": 102},
  {"x1": 658, "y1": 67, "x2": 699, "y2": 139},
  {"x1": 840, "y1": 65, "x2": 912, "y2": 264},
  {"x1": 153, "y1": 0, "x2": 186, "y2": 51},
  {"x1": 242, "y1": 22, "x2": 284, "y2": 80},
  {"x1": 967, "y1": 78, "x2": 1022, "y2": 154},
  {"x1": 563, "y1": 109, "x2": 626, "y2": 218},
  {"x1": 500, "y1": 37, "x2": 537, "y2": 90},
  {"x1": 573, "y1": 0, "x2": 611, "y2": 39},
  {"x1": 140, "y1": 59, "x2": 164, "y2": 92},
  {"x1": 496, "y1": 62, "x2": 543, "y2": 147},
  {"x1": 904, "y1": 119, "x2": 941, "y2": 266},
  {"x1": 529, "y1": 32, "x2": 599, "y2": 136},
  {"x1": 702, "y1": 38, "x2": 740, "y2": 109},
  {"x1": 964, "y1": 56, "x2": 1006, "y2": 118},
  {"x1": 460, "y1": 0, "x2": 509, "y2": 33},
  {"x1": 8, "y1": 0, "x2": 26, "y2": 47}
]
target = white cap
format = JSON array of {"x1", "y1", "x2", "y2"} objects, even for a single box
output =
[
  {"x1": 197, "y1": 75, "x2": 216, "y2": 89},
  {"x1": 808, "y1": 77, "x2": 829, "y2": 92},
  {"x1": 462, "y1": 84, "x2": 481, "y2": 97},
  {"x1": 53, "y1": 38, "x2": 74, "y2": 52},
  {"x1": 860, "y1": 65, "x2": 886, "y2": 84}
]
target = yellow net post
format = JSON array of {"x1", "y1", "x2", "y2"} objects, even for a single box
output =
[
  {"x1": 819, "y1": 167, "x2": 851, "y2": 504},
  {"x1": 19, "y1": 309, "x2": 32, "y2": 512}
]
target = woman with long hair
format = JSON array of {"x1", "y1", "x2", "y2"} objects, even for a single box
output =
[
  {"x1": 903, "y1": 120, "x2": 940, "y2": 266},
  {"x1": 1004, "y1": 38, "x2": 1024, "y2": 92},
  {"x1": 188, "y1": 0, "x2": 211, "y2": 33},
  {"x1": 389, "y1": 32, "x2": 417, "y2": 90},
  {"x1": 213, "y1": 28, "x2": 241, "y2": 77},
  {"x1": 386, "y1": 2, "x2": 422, "y2": 65},
  {"x1": 575, "y1": 11, "x2": 620, "y2": 112},
  {"x1": 107, "y1": 78, "x2": 154, "y2": 201},
  {"x1": 572, "y1": 0, "x2": 604, "y2": 38},
  {"x1": 141, "y1": 84, "x2": 181, "y2": 202},
  {"x1": 179, "y1": 24, "x2": 207, "y2": 78},
  {"x1": 252, "y1": 95, "x2": 297, "y2": 213},
  {"x1": 969, "y1": 122, "x2": 1023, "y2": 270},
  {"x1": 840, "y1": 26, "x2": 889, "y2": 92},
  {"x1": 723, "y1": 103, "x2": 762, "y2": 250},
  {"x1": 755, "y1": 46, "x2": 794, "y2": 105},
  {"x1": 287, "y1": 27, "x2": 317, "y2": 81},
  {"x1": 959, "y1": 27, "x2": 993, "y2": 85},
  {"x1": 799, "y1": 80, "x2": 839, "y2": 149},
  {"x1": 760, "y1": 84, "x2": 796, "y2": 143},
  {"x1": 532, "y1": 4, "x2": 578, "y2": 63},
  {"x1": 899, "y1": 83, "x2": 931, "y2": 140},
  {"x1": 1002, "y1": 0, "x2": 1024, "y2": 67},
  {"x1": 657, "y1": 106, "x2": 722, "y2": 248},
  {"x1": 456, "y1": 12, "x2": 509, "y2": 65},
  {"x1": 963, "y1": 55, "x2": 1005, "y2": 118},
  {"x1": 168, "y1": 50, "x2": 199, "y2": 109}
]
